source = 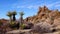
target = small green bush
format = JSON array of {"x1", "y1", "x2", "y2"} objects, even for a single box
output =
[
  {"x1": 10, "y1": 21, "x2": 15, "y2": 26},
  {"x1": 20, "y1": 24, "x2": 25, "y2": 29}
]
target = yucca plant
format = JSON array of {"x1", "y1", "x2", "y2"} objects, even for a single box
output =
[
  {"x1": 20, "y1": 24, "x2": 25, "y2": 29},
  {"x1": 12, "y1": 11, "x2": 17, "y2": 21},
  {"x1": 19, "y1": 11, "x2": 24, "y2": 25},
  {"x1": 9, "y1": 21, "x2": 16, "y2": 29},
  {"x1": 7, "y1": 11, "x2": 12, "y2": 23}
]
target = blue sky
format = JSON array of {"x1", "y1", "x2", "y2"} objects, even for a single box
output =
[{"x1": 0, "y1": 0, "x2": 60, "y2": 19}]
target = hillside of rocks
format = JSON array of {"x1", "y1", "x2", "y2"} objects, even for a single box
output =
[
  {"x1": 24, "y1": 6, "x2": 60, "y2": 25},
  {"x1": 22, "y1": 6, "x2": 60, "y2": 34}
]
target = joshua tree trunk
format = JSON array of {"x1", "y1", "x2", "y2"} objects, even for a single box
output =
[
  {"x1": 9, "y1": 17, "x2": 12, "y2": 22},
  {"x1": 20, "y1": 16, "x2": 23, "y2": 25},
  {"x1": 13, "y1": 14, "x2": 16, "y2": 21},
  {"x1": 19, "y1": 11, "x2": 24, "y2": 27}
]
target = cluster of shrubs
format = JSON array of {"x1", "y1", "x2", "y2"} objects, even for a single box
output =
[
  {"x1": 20, "y1": 22, "x2": 34, "y2": 29},
  {"x1": 9, "y1": 21, "x2": 19, "y2": 29},
  {"x1": 8, "y1": 21, "x2": 34, "y2": 30}
]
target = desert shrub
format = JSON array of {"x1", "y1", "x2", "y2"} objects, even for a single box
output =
[
  {"x1": 9, "y1": 21, "x2": 19, "y2": 29},
  {"x1": 20, "y1": 24, "x2": 25, "y2": 29},
  {"x1": 20, "y1": 22, "x2": 34, "y2": 29},
  {"x1": 9, "y1": 21, "x2": 15, "y2": 25}
]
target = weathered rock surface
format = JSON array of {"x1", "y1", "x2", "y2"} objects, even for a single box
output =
[
  {"x1": 31, "y1": 22, "x2": 54, "y2": 33},
  {"x1": 24, "y1": 6, "x2": 60, "y2": 25},
  {"x1": 23, "y1": 6, "x2": 60, "y2": 34}
]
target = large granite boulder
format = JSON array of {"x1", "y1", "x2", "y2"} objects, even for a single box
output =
[{"x1": 31, "y1": 22, "x2": 54, "y2": 33}]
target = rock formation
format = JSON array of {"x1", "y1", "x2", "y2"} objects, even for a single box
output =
[
  {"x1": 23, "y1": 6, "x2": 60, "y2": 34},
  {"x1": 24, "y1": 6, "x2": 60, "y2": 25}
]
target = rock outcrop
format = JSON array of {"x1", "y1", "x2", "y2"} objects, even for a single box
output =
[
  {"x1": 24, "y1": 6, "x2": 60, "y2": 25},
  {"x1": 23, "y1": 6, "x2": 60, "y2": 34}
]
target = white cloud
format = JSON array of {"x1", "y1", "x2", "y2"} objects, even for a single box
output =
[
  {"x1": 46, "y1": 1, "x2": 60, "y2": 8},
  {"x1": 11, "y1": 1, "x2": 45, "y2": 9},
  {"x1": 27, "y1": 5, "x2": 39, "y2": 9},
  {"x1": 16, "y1": 4, "x2": 45, "y2": 9},
  {"x1": 55, "y1": 3, "x2": 60, "y2": 7},
  {"x1": 13, "y1": 5, "x2": 40, "y2": 9},
  {"x1": 17, "y1": 6, "x2": 25, "y2": 8},
  {"x1": 11, "y1": 1, "x2": 60, "y2": 9}
]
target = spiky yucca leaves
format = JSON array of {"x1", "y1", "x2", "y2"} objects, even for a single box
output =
[
  {"x1": 7, "y1": 11, "x2": 12, "y2": 22},
  {"x1": 20, "y1": 11, "x2": 24, "y2": 16}
]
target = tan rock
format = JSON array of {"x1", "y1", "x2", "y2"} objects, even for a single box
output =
[
  {"x1": 53, "y1": 18, "x2": 60, "y2": 26},
  {"x1": 24, "y1": 6, "x2": 60, "y2": 25}
]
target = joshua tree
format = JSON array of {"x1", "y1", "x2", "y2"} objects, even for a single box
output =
[
  {"x1": 12, "y1": 11, "x2": 17, "y2": 21},
  {"x1": 7, "y1": 11, "x2": 12, "y2": 22},
  {"x1": 20, "y1": 11, "x2": 24, "y2": 25}
]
